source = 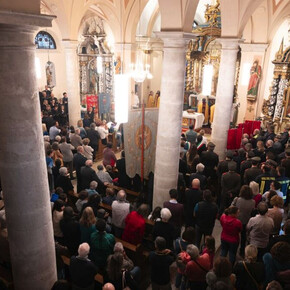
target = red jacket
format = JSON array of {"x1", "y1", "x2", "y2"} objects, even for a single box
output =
[
  {"x1": 122, "y1": 211, "x2": 145, "y2": 245},
  {"x1": 220, "y1": 214, "x2": 242, "y2": 244}
]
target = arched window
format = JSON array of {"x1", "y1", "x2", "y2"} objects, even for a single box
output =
[{"x1": 35, "y1": 31, "x2": 56, "y2": 49}]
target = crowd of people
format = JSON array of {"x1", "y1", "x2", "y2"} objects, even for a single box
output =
[{"x1": 0, "y1": 87, "x2": 290, "y2": 290}]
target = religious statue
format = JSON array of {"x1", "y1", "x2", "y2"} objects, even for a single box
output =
[
  {"x1": 204, "y1": 0, "x2": 220, "y2": 27},
  {"x1": 114, "y1": 56, "x2": 121, "y2": 74},
  {"x1": 45, "y1": 61, "x2": 56, "y2": 87},
  {"x1": 147, "y1": 91, "x2": 155, "y2": 108},
  {"x1": 247, "y1": 60, "x2": 262, "y2": 101},
  {"x1": 154, "y1": 91, "x2": 160, "y2": 108}
]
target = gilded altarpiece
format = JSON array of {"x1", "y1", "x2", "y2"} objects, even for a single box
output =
[
  {"x1": 262, "y1": 41, "x2": 290, "y2": 130},
  {"x1": 78, "y1": 16, "x2": 114, "y2": 120}
]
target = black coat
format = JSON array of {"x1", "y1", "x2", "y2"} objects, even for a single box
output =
[{"x1": 80, "y1": 166, "x2": 99, "y2": 191}]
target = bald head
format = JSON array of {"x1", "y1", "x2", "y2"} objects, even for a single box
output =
[
  {"x1": 192, "y1": 178, "x2": 200, "y2": 189},
  {"x1": 117, "y1": 190, "x2": 126, "y2": 201},
  {"x1": 103, "y1": 283, "x2": 115, "y2": 290},
  {"x1": 77, "y1": 146, "x2": 84, "y2": 153},
  {"x1": 85, "y1": 160, "x2": 93, "y2": 167}
]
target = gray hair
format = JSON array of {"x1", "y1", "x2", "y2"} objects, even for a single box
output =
[
  {"x1": 55, "y1": 135, "x2": 61, "y2": 142},
  {"x1": 59, "y1": 167, "x2": 68, "y2": 176},
  {"x1": 196, "y1": 163, "x2": 205, "y2": 173},
  {"x1": 249, "y1": 181, "x2": 259, "y2": 196},
  {"x1": 117, "y1": 190, "x2": 126, "y2": 201},
  {"x1": 44, "y1": 136, "x2": 50, "y2": 142},
  {"x1": 113, "y1": 242, "x2": 124, "y2": 253},
  {"x1": 160, "y1": 208, "x2": 172, "y2": 222},
  {"x1": 186, "y1": 244, "x2": 199, "y2": 260},
  {"x1": 78, "y1": 243, "x2": 90, "y2": 258},
  {"x1": 90, "y1": 180, "x2": 98, "y2": 189},
  {"x1": 85, "y1": 160, "x2": 93, "y2": 167}
]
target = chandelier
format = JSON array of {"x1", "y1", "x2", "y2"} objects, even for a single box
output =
[{"x1": 131, "y1": 0, "x2": 153, "y2": 83}]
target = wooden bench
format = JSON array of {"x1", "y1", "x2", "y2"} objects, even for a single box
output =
[{"x1": 106, "y1": 184, "x2": 139, "y2": 199}]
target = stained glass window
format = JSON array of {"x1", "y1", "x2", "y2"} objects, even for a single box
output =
[{"x1": 35, "y1": 31, "x2": 56, "y2": 49}]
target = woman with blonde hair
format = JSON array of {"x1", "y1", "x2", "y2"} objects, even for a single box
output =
[
  {"x1": 249, "y1": 181, "x2": 262, "y2": 207},
  {"x1": 77, "y1": 119, "x2": 87, "y2": 139},
  {"x1": 233, "y1": 244, "x2": 264, "y2": 290},
  {"x1": 79, "y1": 206, "x2": 96, "y2": 243}
]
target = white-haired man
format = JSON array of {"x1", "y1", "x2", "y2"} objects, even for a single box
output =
[
  {"x1": 70, "y1": 243, "x2": 97, "y2": 290},
  {"x1": 80, "y1": 159, "x2": 101, "y2": 192},
  {"x1": 54, "y1": 167, "x2": 74, "y2": 194},
  {"x1": 189, "y1": 163, "x2": 207, "y2": 189},
  {"x1": 111, "y1": 190, "x2": 130, "y2": 238},
  {"x1": 153, "y1": 208, "x2": 177, "y2": 249}
]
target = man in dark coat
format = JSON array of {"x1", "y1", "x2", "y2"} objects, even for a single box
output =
[
  {"x1": 80, "y1": 160, "x2": 100, "y2": 192},
  {"x1": 116, "y1": 150, "x2": 131, "y2": 189},
  {"x1": 86, "y1": 123, "x2": 100, "y2": 160},
  {"x1": 200, "y1": 142, "x2": 219, "y2": 179},
  {"x1": 73, "y1": 146, "x2": 87, "y2": 193},
  {"x1": 244, "y1": 157, "x2": 262, "y2": 185},
  {"x1": 184, "y1": 179, "x2": 203, "y2": 227}
]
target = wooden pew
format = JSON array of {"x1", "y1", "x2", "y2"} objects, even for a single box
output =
[{"x1": 106, "y1": 184, "x2": 139, "y2": 200}]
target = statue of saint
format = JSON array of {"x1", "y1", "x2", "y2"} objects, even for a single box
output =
[{"x1": 247, "y1": 60, "x2": 262, "y2": 101}]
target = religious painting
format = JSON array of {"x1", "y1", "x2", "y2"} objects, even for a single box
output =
[
  {"x1": 88, "y1": 59, "x2": 98, "y2": 94},
  {"x1": 283, "y1": 87, "x2": 290, "y2": 118},
  {"x1": 45, "y1": 61, "x2": 56, "y2": 87},
  {"x1": 247, "y1": 57, "x2": 262, "y2": 101},
  {"x1": 86, "y1": 94, "x2": 98, "y2": 114}
]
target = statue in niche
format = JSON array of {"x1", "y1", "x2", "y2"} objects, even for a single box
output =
[
  {"x1": 247, "y1": 59, "x2": 262, "y2": 101},
  {"x1": 88, "y1": 60, "x2": 98, "y2": 94},
  {"x1": 45, "y1": 61, "x2": 56, "y2": 87}
]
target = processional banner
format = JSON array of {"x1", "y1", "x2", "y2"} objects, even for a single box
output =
[
  {"x1": 86, "y1": 95, "x2": 98, "y2": 114},
  {"x1": 123, "y1": 109, "x2": 158, "y2": 179}
]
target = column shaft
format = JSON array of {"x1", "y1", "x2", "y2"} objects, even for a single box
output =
[
  {"x1": 63, "y1": 41, "x2": 80, "y2": 127},
  {"x1": 153, "y1": 32, "x2": 189, "y2": 208},
  {"x1": 0, "y1": 15, "x2": 56, "y2": 290},
  {"x1": 211, "y1": 38, "x2": 240, "y2": 158}
]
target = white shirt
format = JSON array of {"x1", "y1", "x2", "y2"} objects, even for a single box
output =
[{"x1": 97, "y1": 126, "x2": 108, "y2": 139}]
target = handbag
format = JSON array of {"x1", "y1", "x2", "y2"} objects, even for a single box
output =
[
  {"x1": 242, "y1": 261, "x2": 263, "y2": 290},
  {"x1": 122, "y1": 271, "x2": 131, "y2": 290}
]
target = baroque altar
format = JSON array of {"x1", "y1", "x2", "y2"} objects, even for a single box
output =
[
  {"x1": 262, "y1": 40, "x2": 290, "y2": 131},
  {"x1": 78, "y1": 16, "x2": 114, "y2": 120}
]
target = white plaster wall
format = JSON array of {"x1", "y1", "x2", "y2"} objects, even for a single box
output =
[
  {"x1": 35, "y1": 20, "x2": 69, "y2": 100},
  {"x1": 258, "y1": 19, "x2": 290, "y2": 116}
]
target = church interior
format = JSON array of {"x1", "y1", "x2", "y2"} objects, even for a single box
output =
[{"x1": 0, "y1": 0, "x2": 290, "y2": 289}]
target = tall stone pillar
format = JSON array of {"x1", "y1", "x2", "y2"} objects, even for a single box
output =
[
  {"x1": 63, "y1": 40, "x2": 80, "y2": 127},
  {"x1": 0, "y1": 11, "x2": 56, "y2": 289},
  {"x1": 211, "y1": 38, "x2": 240, "y2": 158},
  {"x1": 153, "y1": 32, "x2": 191, "y2": 208}
]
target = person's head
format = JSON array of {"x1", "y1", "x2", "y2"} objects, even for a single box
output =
[
  {"x1": 262, "y1": 164, "x2": 271, "y2": 173},
  {"x1": 82, "y1": 138, "x2": 90, "y2": 145},
  {"x1": 266, "y1": 281, "x2": 283, "y2": 290},
  {"x1": 186, "y1": 244, "x2": 199, "y2": 260},
  {"x1": 228, "y1": 161, "x2": 237, "y2": 172},
  {"x1": 75, "y1": 128, "x2": 80, "y2": 135},
  {"x1": 249, "y1": 181, "x2": 260, "y2": 196},
  {"x1": 90, "y1": 181, "x2": 98, "y2": 190},
  {"x1": 270, "y1": 195, "x2": 284, "y2": 208},
  {"x1": 257, "y1": 202, "x2": 268, "y2": 215},
  {"x1": 77, "y1": 146, "x2": 84, "y2": 154},
  {"x1": 270, "y1": 241, "x2": 290, "y2": 264},
  {"x1": 55, "y1": 187, "x2": 64, "y2": 195},
  {"x1": 205, "y1": 236, "x2": 215, "y2": 253},
  {"x1": 90, "y1": 123, "x2": 96, "y2": 130},
  {"x1": 53, "y1": 199, "x2": 65, "y2": 212},
  {"x1": 207, "y1": 142, "x2": 215, "y2": 151},
  {"x1": 106, "y1": 187, "x2": 115, "y2": 197},
  {"x1": 121, "y1": 150, "x2": 125, "y2": 158},
  {"x1": 155, "y1": 236, "x2": 166, "y2": 251},
  {"x1": 60, "y1": 136, "x2": 66, "y2": 143},
  {"x1": 78, "y1": 243, "x2": 90, "y2": 258},
  {"x1": 59, "y1": 167, "x2": 68, "y2": 176},
  {"x1": 199, "y1": 129, "x2": 205, "y2": 136},
  {"x1": 276, "y1": 166, "x2": 285, "y2": 177},
  {"x1": 78, "y1": 190, "x2": 88, "y2": 201},
  {"x1": 191, "y1": 178, "x2": 200, "y2": 189},
  {"x1": 239, "y1": 185, "x2": 253, "y2": 200},
  {"x1": 213, "y1": 257, "x2": 232, "y2": 278},
  {"x1": 203, "y1": 190, "x2": 213, "y2": 202},
  {"x1": 253, "y1": 129, "x2": 260, "y2": 136},
  {"x1": 151, "y1": 206, "x2": 162, "y2": 221},
  {"x1": 87, "y1": 193, "x2": 101, "y2": 207},
  {"x1": 52, "y1": 142, "x2": 59, "y2": 151},
  {"x1": 226, "y1": 150, "x2": 233, "y2": 160},
  {"x1": 182, "y1": 226, "x2": 195, "y2": 244},
  {"x1": 106, "y1": 165, "x2": 112, "y2": 172},
  {"x1": 257, "y1": 140, "x2": 265, "y2": 150},
  {"x1": 238, "y1": 148, "x2": 246, "y2": 158},
  {"x1": 103, "y1": 283, "x2": 115, "y2": 290},
  {"x1": 77, "y1": 120, "x2": 83, "y2": 128},
  {"x1": 137, "y1": 204, "x2": 149, "y2": 218},
  {"x1": 80, "y1": 206, "x2": 96, "y2": 227},
  {"x1": 196, "y1": 135, "x2": 203, "y2": 144},
  {"x1": 85, "y1": 160, "x2": 93, "y2": 167},
  {"x1": 59, "y1": 193, "x2": 68, "y2": 203},
  {"x1": 169, "y1": 189, "x2": 178, "y2": 200},
  {"x1": 107, "y1": 142, "x2": 113, "y2": 149},
  {"x1": 55, "y1": 159, "x2": 62, "y2": 168},
  {"x1": 251, "y1": 157, "x2": 261, "y2": 166},
  {"x1": 189, "y1": 124, "x2": 194, "y2": 130},
  {"x1": 113, "y1": 242, "x2": 124, "y2": 253},
  {"x1": 271, "y1": 181, "x2": 281, "y2": 191},
  {"x1": 224, "y1": 206, "x2": 239, "y2": 217},
  {"x1": 62, "y1": 206, "x2": 74, "y2": 221},
  {"x1": 196, "y1": 163, "x2": 205, "y2": 173},
  {"x1": 161, "y1": 208, "x2": 172, "y2": 222},
  {"x1": 97, "y1": 164, "x2": 104, "y2": 171},
  {"x1": 245, "y1": 244, "x2": 258, "y2": 263},
  {"x1": 95, "y1": 218, "x2": 106, "y2": 233},
  {"x1": 117, "y1": 190, "x2": 126, "y2": 201}
]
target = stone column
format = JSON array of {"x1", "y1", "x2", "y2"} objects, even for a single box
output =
[
  {"x1": 0, "y1": 11, "x2": 56, "y2": 289},
  {"x1": 153, "y1": 32, "x2": 192, "y2": 208},
  {"x1": 211, "y1": 38, "x2": 240, "y2": 158},
  {"x1": 63, "y1": 40, "x2": 80, "y2": 127}
]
